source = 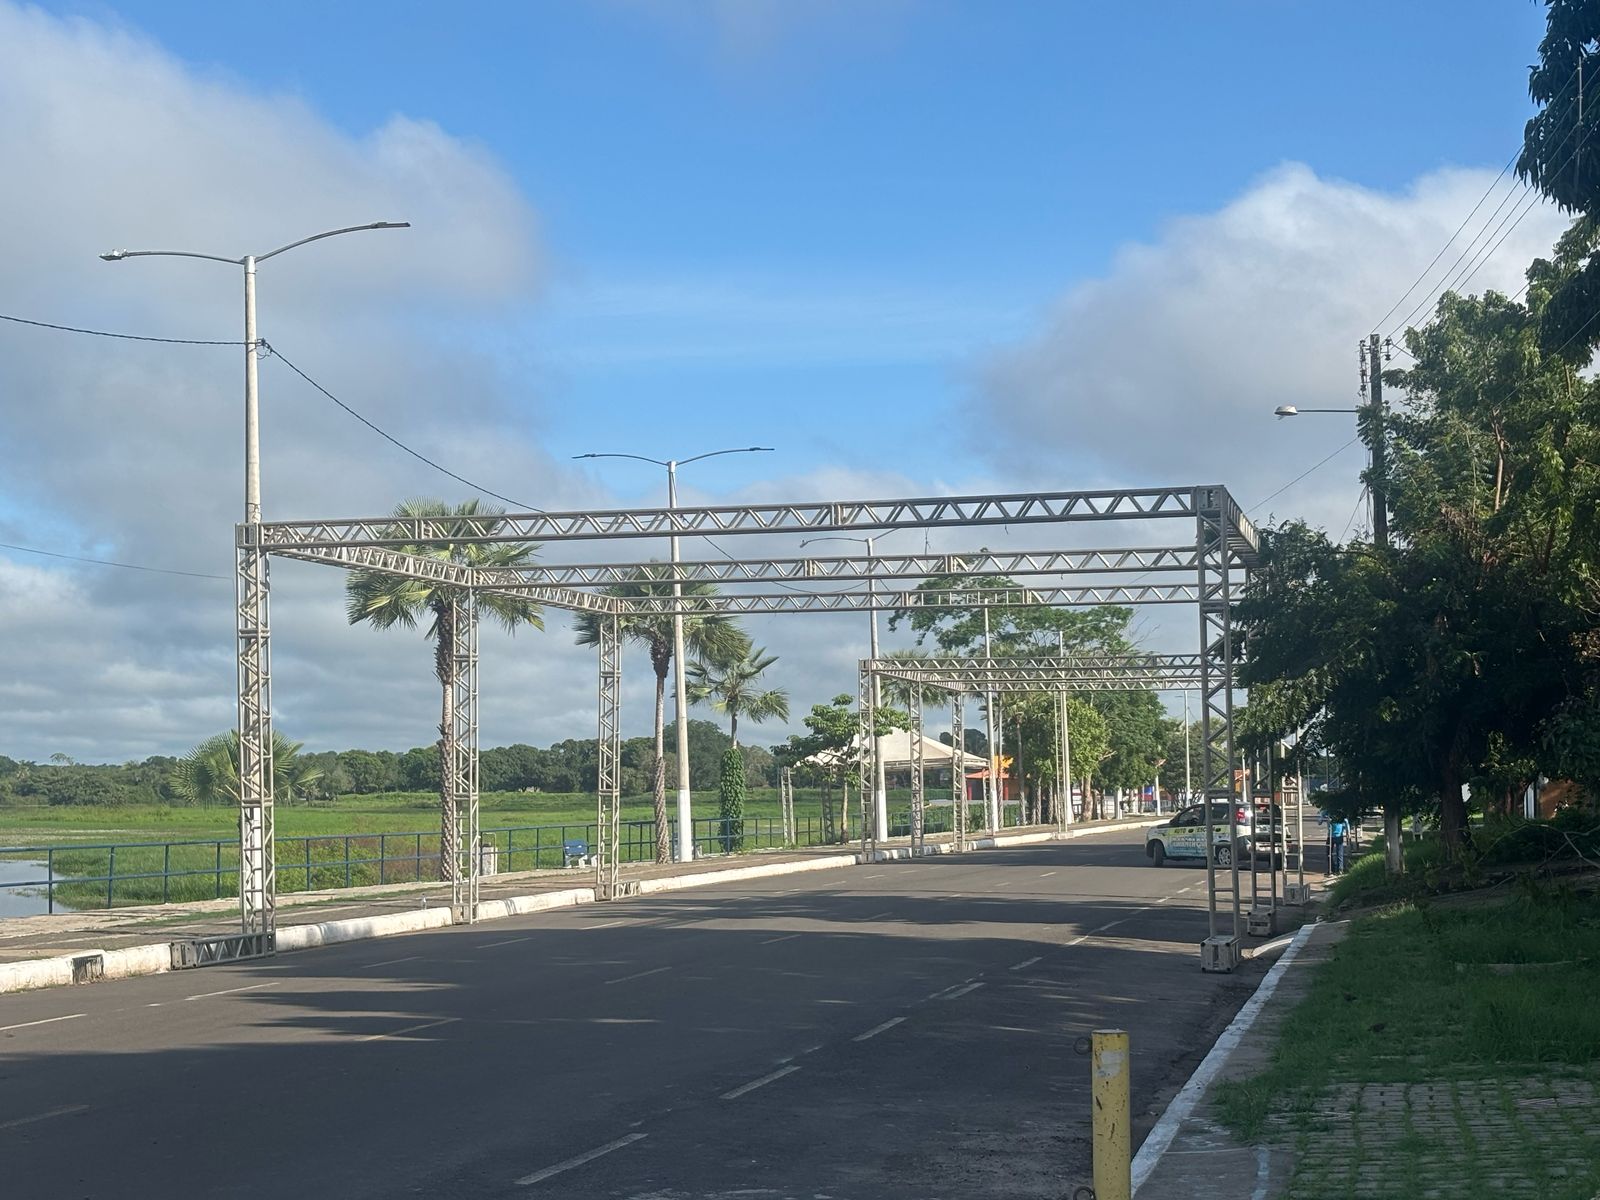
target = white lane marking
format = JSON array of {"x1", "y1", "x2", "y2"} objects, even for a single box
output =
[
  {"x1": 853, "y1": 1016, "x2": 907, "y2": 1042},
  {"x1": 760, "y1": 933, "x2": 800, "y2": 945},
  {"x1": 356, "y1": 956, "x2": 423, "y2": 970},
  {"x1": 943, "y1": 981, "x2": 985, "y2": 1000},
  {"x1": 0, "y1": 1104, "x2": 89, "y2": 1131},
  {"x1": 604, "y1": 965, "x2": 671, "y2": 986},
  {"x1": 863, "y1": 872, "x2": 886, "y2": 878},
  {"x1": 862, "y1": 911, "x2": 893, "y2": 922},
  {"x1": 514, "y1": 1132, "x2": 648, "y2": 1186},
  {"x1": 358, "y1": 1016, "x2": 458, "y2": 1043},
  {"x1": 479, "y1": 937, "x2": 532, "y2": 949},
  {"x1": 1129, "y1": 922, "x2": 1317, "y2": 1195},
  {"x1": 588, "y1": 920, "x2": 627, "y2": 930},
  {"x1": 720, "y1": 1064, "x2": 801, "y2": 1100},
  {"x1": 0, "y1": 1013, "x2": 84, "y2": 1034},
  {"x1": 1040, "y1": 870, "x2": 1057, "y2": 877},
  {"x1": 183, "y1": 982, "x2": 278, "y2": 1002},
  {"x1": 1010, "y1": 956, "x2": 1042, "y2": 971}
]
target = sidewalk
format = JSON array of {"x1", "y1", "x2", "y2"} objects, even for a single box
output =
[{"x1": 0, "y1": 816, "x2": 1160, "y2": 990}]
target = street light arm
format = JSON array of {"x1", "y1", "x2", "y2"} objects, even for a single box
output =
[
  {"x1": 254, "y1": 221, "x2": 411, "y2": 263},
  {"x1": 100, "y1": 249, "x2": 244, "y2": 266},
  {"x1": 677, "y1": 446, "x2": 774, "y2": 466},
  {"x1": 799, "y1": 534, "x2": 871, "y2": 548},
  {"x1": 573, "y1": 452, "x2": 672, "y2": 467}
]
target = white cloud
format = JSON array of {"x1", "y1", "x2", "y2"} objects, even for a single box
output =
[{"x1": 973, "y1": 162, "x2": 1571, "y2": 537}]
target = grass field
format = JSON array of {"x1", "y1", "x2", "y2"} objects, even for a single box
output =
[{"x1": 0, "y1": 787, "x2": 971, "y2": 910}]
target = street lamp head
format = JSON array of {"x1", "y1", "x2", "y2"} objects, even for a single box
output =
[
  {"x1": 1274, "y1": 405, "x2": 1299, "y2": 419},
  {"x1": 99, "y1": 250, "x2": 128, "y2": 261},
  {"x1": 371, "y1": 222, "x2": 411, "y2": 230}
]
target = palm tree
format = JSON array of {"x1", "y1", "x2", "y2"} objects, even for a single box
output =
[
  {"x1": 173, "y1": 730, "x2": 323, "y2": 806},
  {"x1": 573, "y1": 566, "x2": 745, "y2": 863},
  {"x1": 687, "y1": 642, "x2": 789, "y2": 747},
  {"x1": 345, "y1": 498, "x2": 543, "y2": 880}
]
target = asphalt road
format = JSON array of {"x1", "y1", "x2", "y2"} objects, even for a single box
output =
[{"x1": 0, "y1": 829, "x2": 1271, "y2": 1199}]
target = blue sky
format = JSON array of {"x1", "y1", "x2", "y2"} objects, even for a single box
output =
[
  {"x1": 0, "y1": 1, "x2": 1570, "y2": 759},
  {"x1": 43, "y1": 0, "x2": 1548, "y2": 497}
]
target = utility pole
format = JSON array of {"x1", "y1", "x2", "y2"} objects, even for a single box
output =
[{"x1": 1367, "y1": 333, "x2": 1389, "y2": 550}]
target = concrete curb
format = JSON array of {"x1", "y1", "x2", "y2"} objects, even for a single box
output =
[
  {"x1": 1129, "y1": 919, "x2": 1319, "y2": 1195},
  {"x1": 0, "y1": 817, "x2": 1161, "y2": 997}
]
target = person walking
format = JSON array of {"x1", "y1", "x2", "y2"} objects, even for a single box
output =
[{"x1": 1329, "y1": 815, "x2": 1348, "y2": 874}]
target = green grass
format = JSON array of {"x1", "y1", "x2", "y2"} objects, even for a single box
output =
[{"x1": 1214, "y1": 887, "x2": 1600, "y2": 1198}]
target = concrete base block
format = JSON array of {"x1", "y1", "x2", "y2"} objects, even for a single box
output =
[
  {"x1": 1284, "y1": 882, "x2": 1312, "y2": 906},
  {"x1": 1200, "y1": 934, "x2": 1239, "y2": 973},
  {"x1": 1247, "y1": 907, "x2": 1277, "y2": 937}
]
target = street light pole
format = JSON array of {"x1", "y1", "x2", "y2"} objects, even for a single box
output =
[
  {"x1": 800, "y1": 534, "x2": 887, "y2": 842},
  {"x1": 101, "y1": 221, "x2": 410, "y2": 523},
  {"x1": 575, "y1": 446, "x2": 774, "y2": 864}
]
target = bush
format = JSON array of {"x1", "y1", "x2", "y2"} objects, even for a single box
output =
[{"x1": 717, "y1": 747, "x2": 746, "y2": 853}]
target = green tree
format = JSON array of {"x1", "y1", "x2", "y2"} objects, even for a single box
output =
[
  {"x1": 345, "y1": 498, "x2": 543, "y2": 879},
  {"x1": 716, "y1": 745, "x2": 747, "y2": 852},
  {"x1": 172, "y1": 730, "x2": 323, "y2": 807},
  {"x1": 575, "y1": 569, "x2": 745, "y2": 862},
  {"x1": 687, "y1": 641, "x2": 789, "y2": 745}
]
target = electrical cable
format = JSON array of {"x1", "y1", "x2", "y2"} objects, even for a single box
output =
[
  {"x1": 262, "y1": 342, "x2": 545, "y2": 514},
  {"x1": 0, "y1": 311, "x2": 244, "y2": 345},
  {"x1": 1248, "y1": 436, "x2": 1362, "y2": 516},
  {"x1": 0, "y1": 540, "x2": 227, "y2": 580}
]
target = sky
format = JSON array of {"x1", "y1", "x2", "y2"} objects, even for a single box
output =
[{"x1": 0, "y1": 0, "x2": 1575, "y2": 763}]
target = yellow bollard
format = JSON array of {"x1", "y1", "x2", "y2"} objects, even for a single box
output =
[{"x1": 1091, "y1": 1028, "x2": 1131, "y2": 1200}]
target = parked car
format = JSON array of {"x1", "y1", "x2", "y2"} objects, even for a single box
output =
[{"x1": 1144, "y1": 801, "x2": 1297, "y2": 868}]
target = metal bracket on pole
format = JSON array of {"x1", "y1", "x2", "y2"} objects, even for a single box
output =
[
  {"x1": 235, "y1": 529, "x2": 275, "y2": 958},
  {"x1": 449, "y1": 589, "x2": 480, "y2": 921}
]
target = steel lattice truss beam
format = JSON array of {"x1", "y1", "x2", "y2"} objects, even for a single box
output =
[
  {"x1": 507, "y1": 583, "x2": 1202, "y2": 616},
  {"x1": 866, "y1": 654, "x2": 1204, "y2": 693},
  {"x1": 498, "y1": 546, "x2": 1202, "y2": 588},
  {"x1": 447, "y1": 590, "x2": 480, "y2": 918},
  {"x1": 256, "y1": 485, "x2": 1259, "y2": 554}
]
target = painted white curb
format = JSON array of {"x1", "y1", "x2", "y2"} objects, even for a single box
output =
[
  {"x1": 1129, "y1": 920, "x2": 1319, "y2": 1195},
  {"x1": 0, "y1": 818, "x2": 1160, "y2": 996}
]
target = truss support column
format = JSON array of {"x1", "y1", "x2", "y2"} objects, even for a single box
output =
[
  {"x1": 1197, "y1": 491, "x2": 1242, "y2": 971},
  {"x1": 596, "y1": 613, "x2": 622, "y2": 900},
  {"x1": 449, "y1": 590, "x2": 481, "y2": 921},
  {"x1": 910, "y1": 701, "x2": 926, "y2": 855},
  {"x1": 858, "y1": 662, "x2": 876, "y2": 862},
  {"x1": 951, "y1": 697, "x2": 966, "y2": 853},
  {"x1": 235, "y1": 530, "x2": 275, "y2": 956},
  {"x1": 780, "y1": 767, "x2": 795, "y2": 846}
]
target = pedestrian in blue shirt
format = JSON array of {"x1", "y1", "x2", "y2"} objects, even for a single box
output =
[{"x1": 1330, "y1": 817, "x2": 1348, "y2": 874}]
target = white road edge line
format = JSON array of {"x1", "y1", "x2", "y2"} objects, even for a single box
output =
[
  {"x1": 1129, "y1": 922, "x2": 1318, "y2": 1196},
  {"x1": 0, "y1": 1013, "x2": 84, "y2": 1033},
  {"x1": 183, "y1": 983, "x2": 279, "y2": 1002},
  {"x1": 0, "y1": 1104, "x2": 90, "y2": 1131},
  {"x1": 513, "y1": 1132, "x2": 648, "y2": 1186},
  {"x1": 720, "y1": 1064, "x2": 801, "y2": 1100},
  {"x1": 604, "y1": 965, "x2": 671, "y2": 986},
  {"x1": 852, "y1": 1016, "x2": 906, "y2": 1042},
  {"x1": 1010, "y1": 956, "x2": 1042, "y2": 971}
]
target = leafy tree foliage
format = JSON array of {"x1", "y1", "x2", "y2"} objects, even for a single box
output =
[
  {"x1": 716, "y1": 746, "x2": 747, "y2": 852},
  {"x1": 687, "y1": 642, "x2": 789, "y2": 746}
]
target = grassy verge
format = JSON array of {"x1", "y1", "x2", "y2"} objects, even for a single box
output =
[{"x1": 1215, "y1": 886, "x2": 1600, "y2": 1199}]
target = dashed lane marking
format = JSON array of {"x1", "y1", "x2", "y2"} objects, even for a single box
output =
[
  {"x1": 182, "y1": 983, "x2": 279, "y2": 1002},
  {"x1": 1010, "y1": 956, "x2": 1042, "y2": 971},
  {"x1": 0, "y1": 1104, "x2": 89, "y2": 1131},
  {"x1": 0, "y1": 1013, "x2": 83, "y2": 1034},
  {"x1": 852, "y1": 1016, "x2": 906, "y2": 1042},
  {"x1": 513, "y1": 1133, "x2": 648, "y2": 1186},
  {"x1": 720, "y1": 1065, "x2": 801, "y2": 1100},
  {"x1": 760, "y1": 933, "x2": 799, "y2": 945},
  {"x1": 943, "y1": 982, "x2": 985, "y2": 1000},
  {"x1": 604, "y1": 966, "x2": 671, "y2": 986},
  {"x1": 357, "y1": 1016, "x2": 458, "y2": 1043},
  {"x1": 355, "y1": 956, "x2": 423, "y2": 970}
]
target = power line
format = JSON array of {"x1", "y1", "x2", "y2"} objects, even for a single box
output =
[
  {"x1": 0, "y1": 311, "x2": 244, "y2": 346},
  {"x1": 261, "y1": 343, "x2": 545, "y2": 514},
  {"x1": 1248, "y1": 436, "x2": 1363, "y2": 516},
  {"x1": 1339, "y1": 485, "x2": 1370, "y2": 544},
  {"x1": 0, "y1": 540, "x2": 227, "y2": 580}
]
